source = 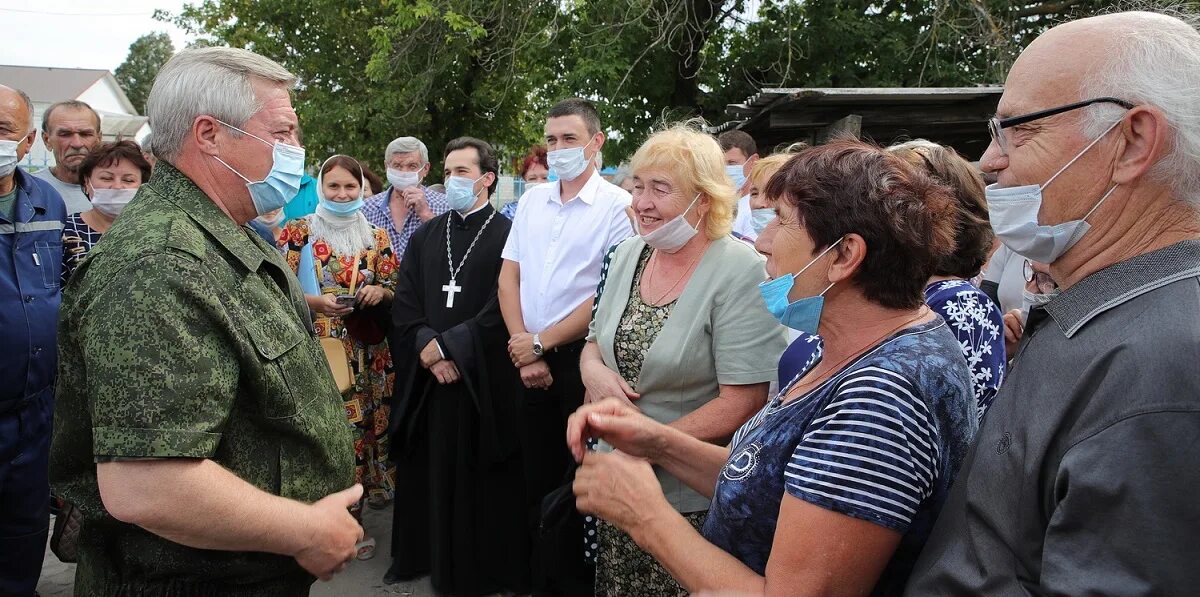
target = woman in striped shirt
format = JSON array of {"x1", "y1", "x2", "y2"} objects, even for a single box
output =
[{"x1": 568, "y1": 140, "x2": 978, "y2": 596}]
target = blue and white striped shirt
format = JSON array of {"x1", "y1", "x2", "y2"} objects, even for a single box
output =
[{"x1": 703, "y1": 318, "x2": 977, "y2": 594}]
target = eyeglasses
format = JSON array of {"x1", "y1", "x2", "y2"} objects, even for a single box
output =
[
  {"x1": 988, "y1": 97, "x2": 1135, "y2": 156},
  {"x1": 1023, "y1": 260, "x2": 1058, "y2": 294}
]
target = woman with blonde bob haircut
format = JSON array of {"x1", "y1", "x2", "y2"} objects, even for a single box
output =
[{"x1": 580, "y1": 122, "x2": 787, "y2": 595}]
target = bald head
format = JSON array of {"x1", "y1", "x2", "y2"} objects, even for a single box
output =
[{"x1": 0, "y1": 85, "x2": 34, "y2": 136}]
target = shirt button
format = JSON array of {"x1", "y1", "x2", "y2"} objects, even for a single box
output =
[
  {"x1": 24, "y1": 296, "x2": 34, "y2": 303},
  {"x1": 32, "y1": 346, "x2": 42, "y2": 355}
]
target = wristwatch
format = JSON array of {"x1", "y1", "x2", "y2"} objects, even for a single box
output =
[{"x1": 532, "y1": 333, "x2": 545, "y2": 357}]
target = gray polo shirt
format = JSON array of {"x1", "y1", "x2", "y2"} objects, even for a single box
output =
[
  {"x1": 32, "y1": 167, "x2": 91, "y2": 214},
  {"x1": 906, "y1": 240, "x2": 1200, "y2": 595}
]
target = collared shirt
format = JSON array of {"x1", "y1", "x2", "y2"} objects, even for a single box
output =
[
  {"x1": 501, "y1": 170, "x2": 633, "y2": 332},
  {"x1": 363, "y1": 185, "x2": 449, "y2": 259},
  {"x1": 907, "y1": 240, "x2": 1200, "y2": 596},
  {"x1": 0, "y1": 169, "x2": 65, "y2": 408},
  {"x1": 32, "y1": 167, "x2": 91, "y2": 214},
  {"x1": 51, "y1": 161, "x2": 353, "y2": 594}
]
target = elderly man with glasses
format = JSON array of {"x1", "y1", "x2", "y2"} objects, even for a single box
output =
[{"x1": 907, "y1": 10, "x2": 1200, "y2": 595}]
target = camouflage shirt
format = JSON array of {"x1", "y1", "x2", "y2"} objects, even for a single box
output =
[{"x1": 51, "y1": 162, "x2": 354, "y2": 596}]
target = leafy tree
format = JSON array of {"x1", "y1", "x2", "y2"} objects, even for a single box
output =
[
  {"x1": 161, "y1": 0, "x2": 1165, "y2": 170},
  {"x1": 114, "y1": 32, "x2": 175, "y2": 115}
]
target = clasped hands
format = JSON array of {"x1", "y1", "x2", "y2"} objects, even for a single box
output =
[
  {"x1": 420, "y1": 339, "x2": 460, "y2": 384},
  {"x1": 508, "y1": 332, "x2": 553, "y2": 390}
]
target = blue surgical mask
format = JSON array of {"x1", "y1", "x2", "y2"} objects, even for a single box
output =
[
  {"x1": 445, "y1": 174, "x2": 485, "y2": 212},
  {"x1": 750, "y1": 208, "x2": 775, "y2": 235},
  {"x1": 315, "y1": 154, "x2": 366, "y2": 216},
  {"x1": 758, "y1": 239, "x2": 842, "y2": 333},
  {"x1": 212, "y1": 120, "x2": 305, "y2": 215},
  {"x1": 986, "y1": 118, "x2": 1122, "y2": 263},
  {"x1": 547, "y1": 138, "x2": 594, "y2": 182},
  {"x1": 725, "y1": 163, "x2": 747, "y2": 190}
]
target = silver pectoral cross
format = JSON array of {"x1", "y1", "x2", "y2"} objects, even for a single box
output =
[{"x1": 442, "y1": 278, "x2": 462, "y2": 308}]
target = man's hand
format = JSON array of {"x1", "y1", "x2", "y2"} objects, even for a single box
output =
[
  {"x1": 520, "y1": 360, "x2": 553, "y2": 390},
  {"x1": 356, "y1": 285, "x2": 389, "y2": 307},
  {"x1": 401, "y1": 187, "x2": 433, "y2": 221},
  {"x1": 419, "y1": 339, "x2": 442, "y2": 369},
  {"x1": 1004, "y1": 308, "x2": 1024, "y2": 358},
  {"x1": 508, "y1": 332, "x2": 539, "y2": 367},
  {"x1": 294, "y1": 484, "x2": 364, "y2": 581},
  {"x1": 431, "y1": 359, "x2": 461, "y2": 385}
]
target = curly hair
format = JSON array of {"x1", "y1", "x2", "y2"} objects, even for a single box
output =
[
  {"x1": 77, "y1": 140, "x2": 152, "y2": 194},
  {"x1": 629, "y1": 122, "x2": 736, "y2": 240},
  {"x1": 765, "y1": 139, "x2": 957, "y2": 309},
  {"x1": 519, "y1": 145, "x2": 548, "y2": 179},
  {"x1": 888, "y1": 139, "x2": 993, "y2": 279}
]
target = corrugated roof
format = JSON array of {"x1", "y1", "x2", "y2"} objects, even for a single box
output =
[{"x1": 0, "y1": 65, "x2": 109, "y2": 103}]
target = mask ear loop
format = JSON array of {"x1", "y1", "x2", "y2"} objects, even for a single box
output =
[{"x1": 792, "y1": 236, "x2": 844, "y2": 282}]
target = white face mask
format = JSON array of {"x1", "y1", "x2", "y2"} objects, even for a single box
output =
[
  {"x1": 387, "y1": 167, "x2": 421, "y2": 190},
  {"x1": 0, "y1": 139, "x2": 19, "y2": 178},
  {"x1": 547, "y1": 138, "x2": 595, "y2": 182},
  {"x1": 90, "y1": 187, "x2": 138, "y2": 217},
  {"x1": 986, "y1": 118, "x2": 1122, "y2": 263},
  {"x1": 639, "y1": 193, "x2": 701, "y2": 253},
  {"x1": 1020, "y1": 287, "x2": 1061, "y2": 323}
]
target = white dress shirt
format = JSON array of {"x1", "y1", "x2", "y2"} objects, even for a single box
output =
[
  {"x1": 731, "y1": 194, "x2": 756, "y2": 240},
  {"x1": 501, "y1": 170, "x2": 633, "y2": 333}
]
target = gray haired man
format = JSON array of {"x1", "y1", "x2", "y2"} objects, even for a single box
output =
[
  {"x1": 363, "y1": 136, "x2": 449, "y2": 257},
  {"x1": 51, "y1": 47, "x2": 361, "y2": 595},
  {"x1": 908, "y1": 10, "x2": 1200, "y2": 595}
]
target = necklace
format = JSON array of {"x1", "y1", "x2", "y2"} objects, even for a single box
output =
[
  {"x1": 779, "y1": 308, "x2": 931, "y2": 404},
  {"x1": 442, "y1": 209, "x2": 497, "y2": 308},
  {"x1": 643, "y1": 243, "x2": 707, "y2": 306}
]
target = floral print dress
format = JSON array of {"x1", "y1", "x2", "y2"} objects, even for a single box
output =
[{"x1": 280, "y1": 217, "x2": 399, "y2": 504}]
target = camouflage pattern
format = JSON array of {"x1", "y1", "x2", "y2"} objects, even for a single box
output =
[{"x1": 50, "y1": 161, "x2": 354, "y2": 596}]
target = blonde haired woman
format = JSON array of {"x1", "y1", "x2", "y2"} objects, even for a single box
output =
[{"x1": 581, "y1": 124, "x2": 787, "y2": 595}]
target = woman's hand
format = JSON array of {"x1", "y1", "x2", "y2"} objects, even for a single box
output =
[
  {"x1": 313, "y1": 294, "x2": 354, "y2": 317},
  {"x1": 581, "y1": 358, "x2": 640, "y2": 406},
  {"x1": 356, "y1": 285, "x2": 389, "y2": 307},
  {"x1": 574, "y1": 450, "x2": 671, "y2": 534},
  {"x1": 566, "y1": 397, "x2": 666, "y2": 463}
]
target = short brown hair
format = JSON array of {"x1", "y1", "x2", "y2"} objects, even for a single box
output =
[
  {"x1": 77, "y1": 141, "x2": 152, "y2": 194},
  {"x1": 765, "y1": 139, "x2": 957, "y2": 309},
  {"x1": 548, "y1": 98, "x2": 601, "y2": 136},
  {"x1": 42, "y1": 100, "x2": 100, "y2": 132},
  {"x1": 717, "y1": 130, "x2": 757, "y2": 159},
  {"x1": 888, "y1": 140, "x2": 993, "y2": 279}
]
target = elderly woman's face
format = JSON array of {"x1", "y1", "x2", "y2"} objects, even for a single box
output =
[
  {"x1": 524, "y1": 163, "x2": 550, "y2": 185},
  {"x1": 630, "y1": 168, "x2": 702, "y2": 234},
  {"x1": 757, "y1": 198, "x2": 837, "y2": 301},
  {"x1": 322, "y1": 165, "x2": 361, "y2": 202},
  {"x1": 85, "y1": 158, "x2": 143, "y2": 198}
]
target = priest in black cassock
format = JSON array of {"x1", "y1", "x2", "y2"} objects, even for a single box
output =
[{"x1": 385, "y1": 137, "x2": 529, "y2": 596}]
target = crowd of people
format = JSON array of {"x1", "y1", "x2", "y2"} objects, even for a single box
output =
[{"x1": 3, "y1": 8, "x2": 1200, "y2": 597}]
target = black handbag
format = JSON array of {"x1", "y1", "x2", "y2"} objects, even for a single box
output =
[{"x1": 536, "y1": 466, "x2": 595, "y2": 596}]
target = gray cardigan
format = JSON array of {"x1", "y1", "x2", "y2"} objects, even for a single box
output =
[{"x1": 588, "y1": 235, "x2": 787, "y2": 512}]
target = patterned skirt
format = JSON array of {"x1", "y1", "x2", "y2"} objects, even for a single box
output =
[{"x1": 595, "y1": 511, "x2": 708, "y2": 596}]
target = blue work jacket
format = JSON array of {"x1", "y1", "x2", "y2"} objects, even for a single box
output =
[{"x1": 1, "y1": 168, "x2": 65, "y2": 410}]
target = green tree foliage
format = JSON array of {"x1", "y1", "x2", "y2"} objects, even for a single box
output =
[
  {"x1": 114, "y1": 32, "x2": 175, "y2": 115},
  {"x1": 162, "y1": 0, "x2": 1155, "y2": 169}
]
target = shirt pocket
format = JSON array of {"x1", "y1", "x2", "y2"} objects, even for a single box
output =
[
  {"x1": 35, "y1": 240, "x2": 63, "y2": 290},
  {"x1": 247, "y1": 322, "x2": 309, "y2": 420}
]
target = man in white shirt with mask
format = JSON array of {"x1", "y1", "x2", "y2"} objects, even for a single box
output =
[
  {"x1": 719, "y1": 130, "x2": 760, "y2": 240},
  {"x1": 363, "y1": 136, "x2": 449, "y2": 258},
  {"x1": 499, "y1": 97, "x2": 633, "y2": 595}
]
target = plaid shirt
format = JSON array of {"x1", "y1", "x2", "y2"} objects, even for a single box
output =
[{"x1": 362, "y1": 185, "x2": 449, "y2": 258}]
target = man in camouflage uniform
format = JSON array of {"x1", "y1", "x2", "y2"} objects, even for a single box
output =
[{"x1": 51, "y1": 47, "x2": 360, "y2": 595}]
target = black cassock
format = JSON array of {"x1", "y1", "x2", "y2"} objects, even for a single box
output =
[{"x1": 387, "y1": 205, "x2": 529, "y2": 596}]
